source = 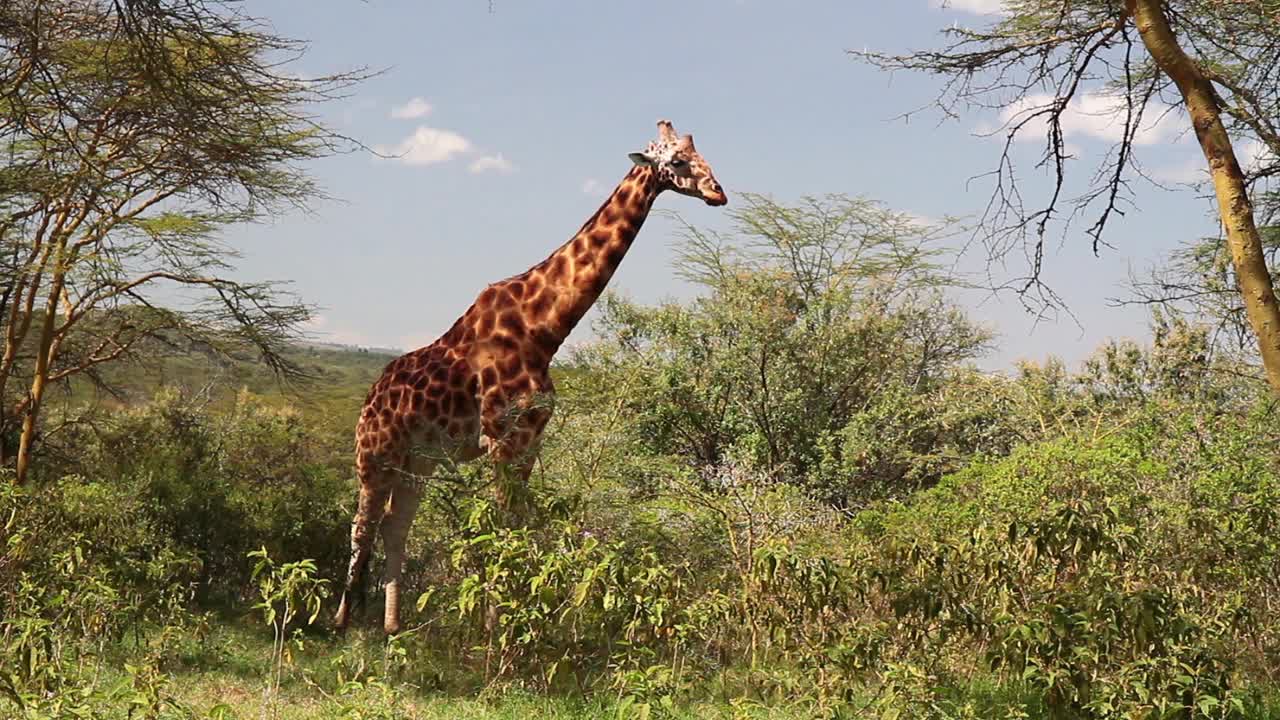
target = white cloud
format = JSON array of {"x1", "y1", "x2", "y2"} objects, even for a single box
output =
[
  {"x1": 376, "y1": 126, "x2": 473, "y2": 166},
  {"x1": 1240, "y1": 138, "x2": 1278, "y2": 173},
  {"x1": 1142, "y1": 138, "x2": 1275, "y2": 185},
  {"x1": 581, "y1": 178, "x2": 605, "y2": 196},
  {"x1": 469, "y1": 153, "x2": 515, "y2": 175},
  {"x1": 931, "y1": 0, "x2": 1006, "y2": 14},
  {"x1": 996, "y1": 91, "x2": 1186, "y2": 147},
  {"x1": 390, "y1": 97, "x2": 433, "y2": 120},
  {"x1": 1151, "y1": 156, "x2": 1208, "y2": 185}
]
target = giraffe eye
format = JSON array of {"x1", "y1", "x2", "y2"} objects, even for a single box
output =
[{"x1": 669, "y1": 158, "x2": 687, "y2": 168}]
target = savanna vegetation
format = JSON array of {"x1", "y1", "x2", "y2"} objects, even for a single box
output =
[
  {"x1": 6, "y1": 191, "x2": 1280, "y2": 719},
  {"x1": 5, "y1": 1, "x2": 1280, "y2": 719}
]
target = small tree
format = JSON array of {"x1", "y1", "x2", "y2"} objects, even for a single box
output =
[
  {"x1": 570, "y1": 194, "x2": 996, "y2": 506},
  {"x1": 856, "y1": 0, "x2": 1280, "y2": 392},
  {"x1": 0, "y1": 0, "x2": 367, "y2": 482}
]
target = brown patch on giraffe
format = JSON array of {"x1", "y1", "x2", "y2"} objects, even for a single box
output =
[
  {"x1": 605, "y1": 243, "x2": 627, "y2": 268},
  {"x1": 498, "y1": 311, "x2": 525, "y2": 339},
  {"x1": 492, "y1": 333, "x2": 519, "y2": 355},
  {"x1": 527, "y1": 291, "x2": 553, "y2": 323},
  {"x1": 496, "y1": 353, "x2": 521, "y2": 379},
  {"x1": 525, "y1": 273, "x2": 544, "y2": 296},
  {"x1": 450, "y1": 390, "x2": 469, "y2": 413},
  {"x1": 531, "y1": 327, "x2": 559, "y2": 355},
  {"x1": 502, "y1": 378, "x2": 528, "y2": 397},
  {"x1": 590, "y1": 270, "x2": 612, "y2": 295},
  {"x1": 521, "y1": 345, "x2": 545, "y2": 370},
  {"x1": 548, "y1": 257, "x2": 570, "y2": 285},
  {"x1": 507, "y1": 280, "x2": 526, "y2": 299},
  {"x1": 474, "y1": 310, "x2": 495, "y2": 337}
]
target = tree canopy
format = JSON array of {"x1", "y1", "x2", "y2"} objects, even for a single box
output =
[
  {"x1": 0, "y1": 0, "x2": 369, "y2": 482},
  {"x1": 856, "y1": 0, "x2": 1280, "y2": 390}
]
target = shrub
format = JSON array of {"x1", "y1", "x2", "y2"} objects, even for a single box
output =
[{"x1": 858, "y1": 403, "x2": 1280, "y2": 718}]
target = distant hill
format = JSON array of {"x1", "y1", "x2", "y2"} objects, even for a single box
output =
[
  {"x1": 48, "y1": 340, "x2": 402, "y2": 436},
  {"x1": 47, "y1": 337, "x2": 590, "y2": 438}
]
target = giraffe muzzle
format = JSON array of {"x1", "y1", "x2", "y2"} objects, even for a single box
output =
[{"x1": 703, "y1": 182, "x2": 728, "y2": 206}]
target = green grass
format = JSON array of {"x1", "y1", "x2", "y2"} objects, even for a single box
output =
[{"x1": 126, "y1": 619, "x2": 811, "y2": 720}]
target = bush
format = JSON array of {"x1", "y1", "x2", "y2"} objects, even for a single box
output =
[
  {"x1": 0, "y1": 479, "x2": 203, "y2": 715},
  {"x1": 87, "y1": 389, "x2": 351, "y2": 601},
  {"x1": 568, "y1": 194, "x2": 994, "y2": 508},
  {"x1": 857, "y1": 402, "x2": 1280, "y2": 718}
]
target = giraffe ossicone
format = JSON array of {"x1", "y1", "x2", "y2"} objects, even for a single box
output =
[{"x1": 334, "y1": 119, "x2": 727, "y2": 635}]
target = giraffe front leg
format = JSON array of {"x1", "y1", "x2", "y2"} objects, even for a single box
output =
[
  {"x1": 334, "y1": 473, "x2": 392, "y2": 631},
  {"x1": 489, "y1": 448, "x2": 537, "y2": 525},
  {"x1": 380, "y1": 475, "x2": 424, "y2": 635},
  {"x1": 480, "y1": 397, "x2": 550, "y2": 525}
]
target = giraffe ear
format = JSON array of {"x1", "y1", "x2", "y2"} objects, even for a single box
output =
[{"x1": 628, "y1": 151, "x2": 656, "y2": 167}]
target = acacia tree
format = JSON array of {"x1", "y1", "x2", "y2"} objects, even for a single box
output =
[
  {"x1": 0, "y1": 0, "x2": 366, "y2": 483},
  {"x1": 856, "y1": 0, "x2": 1280, "y2": 391},
  {"x1": 566, "y1": 194, "x2": 996, "y2": 507}
]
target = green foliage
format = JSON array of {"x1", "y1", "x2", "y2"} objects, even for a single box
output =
[
  {"x1": 7, "y1": 193, "x2": 1280, "y2": 718},
  {"x1": 570, "y1": 193, "x2": 994, "y2": 508},
  {"x1": 86, "y1": 388, "x2": 351, "y2": 601},
  {"x1": 250, "y1": 548, "x2": 331, "y2": 714},
  {"x1": 0, "y1": 480, "x2": 208, "y2": 718},
  {"x1": 430, "y1": 499, "x2": 686, "y2": 688},
  {"x1": 860, "y1": 403, "x2": 1280, "y2": 718}
]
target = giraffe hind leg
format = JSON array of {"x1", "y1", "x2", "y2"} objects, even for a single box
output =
[
  {"x1": 334, "y1": 468, "x2": 393, "y2": 631},
  {"x1": 380, "y1": 468, "x2": 425, "y2": 635}
]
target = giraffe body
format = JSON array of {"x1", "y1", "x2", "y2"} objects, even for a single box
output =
[{"x1": 334, "y1": 120, "x2": 726, "y2": 634}]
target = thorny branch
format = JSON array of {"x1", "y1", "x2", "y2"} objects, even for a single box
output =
[{"x1": 852, "y1": 1, "x2": 1280, "y2": 314}]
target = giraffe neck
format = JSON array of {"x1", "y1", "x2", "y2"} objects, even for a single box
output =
[{"x1": 529, "y1": 165, "x2": 660, "y2": 349}]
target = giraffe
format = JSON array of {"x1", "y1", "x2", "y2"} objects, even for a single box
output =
[{"x1": 334, "y1": 119, "x2": 727, "y2": 634}]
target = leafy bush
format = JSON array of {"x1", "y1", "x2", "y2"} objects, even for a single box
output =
[
  {"x1": 568, "y1": 194, "x2": 994, "y2": 508},
  {"x1": 857, "y1": 401, "x2": 1280, "y2": 718},
  {"x1": 86, "y1": 389, "x2": 351, "y2": 601},
  {"x1": 405, "y1": 498, "x2": 687, "y2": 690},
  {"x1": 0, "y1": 480, "x2": 205, "y2": 717}
]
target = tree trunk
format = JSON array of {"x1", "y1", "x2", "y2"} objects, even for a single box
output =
[
  {"x1": 14, "y1": 270, "x2": 65, "y2": 484},
  {"x1": 1127, "y1": 0, "x2": 1280, "y2": 394}
]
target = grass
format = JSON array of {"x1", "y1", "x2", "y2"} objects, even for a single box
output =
[{"x1": 129, "y1": 618, "x2": 813, "y2": 720}]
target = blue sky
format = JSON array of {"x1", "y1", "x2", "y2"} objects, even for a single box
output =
[{"x1": 229, "y1": 0, "x2": 1255, "y2": 370}]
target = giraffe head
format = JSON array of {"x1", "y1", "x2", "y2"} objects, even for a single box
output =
[{"x1": 628, "y1": 119, "x2": 727, "y2": 207}]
